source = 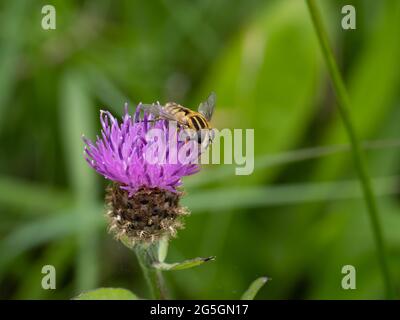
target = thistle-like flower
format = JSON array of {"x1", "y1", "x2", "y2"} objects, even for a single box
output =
[{"x1": 83, "y1": 104, "x2": 200, "y2": 245}]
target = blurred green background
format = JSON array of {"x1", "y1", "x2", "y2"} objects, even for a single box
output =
[{"x1": 1, "y1": 0, "x2": 400, "y2": 299}]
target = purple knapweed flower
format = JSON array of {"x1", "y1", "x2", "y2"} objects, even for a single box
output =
[
  {"x1": 83, "y1": 104, "x2": 200, "y2": 195},
  {"x1": 83, "y1": 104, "x2": 201, "y2": 245}
]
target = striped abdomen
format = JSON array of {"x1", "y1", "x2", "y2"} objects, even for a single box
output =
[{"x1": 164, "y1": 103, "x2": 211, "y2": 130}]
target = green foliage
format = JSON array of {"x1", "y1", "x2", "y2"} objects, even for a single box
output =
[
  {"x1": 74, "y1": 288, "x2": 138, "y2": 300},
  {"x1": 241, "y1": 277, "x2": 269, "y2": 300},
  {"x1": 153, "y1": 256, "x2": 215, "y2": 271},
  {"x1": 0, "y1": 0, "x2": 400, "y2": 300}
]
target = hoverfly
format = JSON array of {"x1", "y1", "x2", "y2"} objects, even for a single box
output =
[{"x1": 141, "y1": 92, "x2": 216, "y2": 144}]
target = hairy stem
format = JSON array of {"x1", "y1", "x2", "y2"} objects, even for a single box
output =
[
  {"x1": 135, "y1": 243, "x2": 168, "y2": 299},
  {"x1": 306, "y1": 0, "x2": 395, "y2": 299}
]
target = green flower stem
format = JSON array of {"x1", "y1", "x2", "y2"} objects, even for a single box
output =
[
  {"x1": 306, "y1": 0, "x2": 395, "y2": 299},
  {"x1": 135, "y1": 243, "x2": 168, "y2": 299}
]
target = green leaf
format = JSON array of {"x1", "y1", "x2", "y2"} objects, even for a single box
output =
[
  {"x1": 74, "y1": 288, "x2": 138, "y2": 300},
  {"x1": 241, "y1": 277, "x2": 269, "y2": 300},
  {"x1": 153, "y1": 256, "x2": 215, "y2": 271},
  {"x1": 198, "y1": 0, "x2": 321, "y2": 184}
]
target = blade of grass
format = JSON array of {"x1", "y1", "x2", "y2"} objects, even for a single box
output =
[
  {"x1": 0, "y1": 205, "x2": 104, "y2": 281},
  {"x1": 185, "y1": 176, "x2": 400, "y2": 212},
  {"x1": 306, "y1": 0, "x2": 395, "y2": 299},
  {"x1": 0, "y1": 176, "x2": 72, "y2": 213},
  {"x1": 59, "y1": 70, "x2": 100, "y2": 292},
  {"x1": 0, "y1": 211, "x2": 87, "y2": 279},
  {"x1": 0, "y1": 0, "x2": 29, "y2": 130},
  {"x1": 186, "y1": 139, "x2": 400, "y2": 189},
  {"x1": 241, "y1": 277, "x2": 269, "y2": 300}
]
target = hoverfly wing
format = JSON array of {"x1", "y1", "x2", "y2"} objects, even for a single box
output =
[
  {"x1": 140, "y1": 103, "x2": 162, "y2": 118},
  {"x1": 140, "y1": 102, "x2": 183, "y2": 123},
  {"x1": 198, "y1": 92, "x2": 216, "y2": 121}
]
